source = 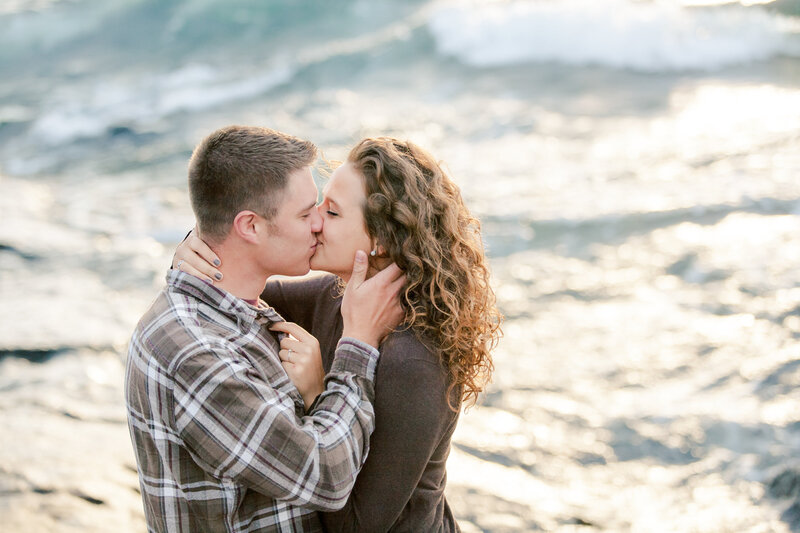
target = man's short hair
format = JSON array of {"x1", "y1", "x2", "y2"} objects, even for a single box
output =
[{"x1": 188, "y1": 125, "x2": 317, "y2": 244}]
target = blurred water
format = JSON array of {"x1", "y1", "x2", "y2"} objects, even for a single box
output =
[{"x1": 1, "y1": 0, "x2": 799, "y2": 531}]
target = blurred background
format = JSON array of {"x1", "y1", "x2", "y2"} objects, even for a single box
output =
[{"x1": 1, "y1": 0, "x2": 799, "y2": 531}]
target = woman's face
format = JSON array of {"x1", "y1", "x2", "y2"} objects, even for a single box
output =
[{"x1": 310, "y1": 161, "x2": 372, "y2": 281}]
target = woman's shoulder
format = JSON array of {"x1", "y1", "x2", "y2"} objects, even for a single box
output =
[
  {"x1": 378, "y1": 329, "x2": 446, "y2": 377},
  {"x1": 264, "y1": 271, "x2": 339, "y2": 294},
  {"x1": 374, "y1": 329, "x2": 461, "y2": 420},
  {"x1": 261, "y1": 272, "x2": 341, "y2": 324},
  {"x1": 262, "y1": 272, "x2": 340, "y2": 307}
]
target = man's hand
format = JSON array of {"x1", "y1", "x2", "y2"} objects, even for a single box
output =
[
  {"x1": 341, "y1": 250, "x2": 406, "y2": 349},
  {"x1": 172, "y1": 229, "x2": 223, "y2": 283},
  {"x1": 270, "y1": 321, "x2": 325, "y2": 412}
]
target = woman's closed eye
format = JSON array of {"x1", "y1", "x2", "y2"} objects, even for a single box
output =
[{"x1": 326, "y1": 210, "x2": 339, "y2": 217}]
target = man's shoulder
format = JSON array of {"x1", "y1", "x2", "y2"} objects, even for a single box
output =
[
  {"x1": 135, "y1": 285, "x2": 197, "y2": 331},
  {"x1": 130, "y1": 286, "x2": 230, "y2": 366}
]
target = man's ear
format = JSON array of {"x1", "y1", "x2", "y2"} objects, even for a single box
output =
[{"x1": 232, "y1": 211, "x2": 262, "y2": 244}]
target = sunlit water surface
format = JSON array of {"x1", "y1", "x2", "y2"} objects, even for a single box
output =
[{"x1": 1, "y1": 0, "x2": 799, "y2": 531}]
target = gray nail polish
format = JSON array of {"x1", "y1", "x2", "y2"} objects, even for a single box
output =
[
  {"x1": 215, "y1": 273, "x2": 222, "y2": 280},
  {"x1": 213, "y1": 259, "x2": 221, "y2": 266}
]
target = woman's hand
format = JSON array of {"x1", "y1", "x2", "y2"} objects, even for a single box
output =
[
  {"x1": 172, "y1": 229, "x2": 223, "y2": 283},
  {"x1": 341, "y1": 251, "x2": 406, "y2": 349},
  {"x1": 269, "y1": 321, "x2": 325, "y2": 412}
]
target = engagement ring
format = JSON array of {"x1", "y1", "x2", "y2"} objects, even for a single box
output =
[{"x1": 176, "y1": 260, "x2": 185, "y2": 270}]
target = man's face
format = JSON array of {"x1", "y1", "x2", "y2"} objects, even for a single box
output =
[{"x1": 260, "y1": 166, "x2": 322, "y2": 277}]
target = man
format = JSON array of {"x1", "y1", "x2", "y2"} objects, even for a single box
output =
[{"x1": 125, "y1": 125, "x2": 405, "y2": 532}]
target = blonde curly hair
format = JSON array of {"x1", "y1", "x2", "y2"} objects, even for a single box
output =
[{"x1": 348, "y1": 137, "x2": 502, "y2": 409}]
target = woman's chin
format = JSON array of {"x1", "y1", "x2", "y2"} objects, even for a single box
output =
[
  {"x1": 310, "y1": 259, "x2": 346, "y2": 279},
  {"x1": 309, "y1": 257, "x2": 332, "y2": 274}
]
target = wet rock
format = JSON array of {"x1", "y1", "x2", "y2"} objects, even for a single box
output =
[
  {"x1": 781, "y1": 501, "x2": 800, "y2": 532},
  {"x1": 0, "y1": 348, "x2": 69, "y2": 363},
  {"x1": 769, "y1": 469, "x2": 800, "y2": 500},
  {"x1": 447, "y1": 486, "x2": 546, "y2": 532},
  {"x1": 563, "y1": 516, "x2": 596, "y2": 527},
  {"x1": 608, "y1": 420, "x2": 699, "y2": 465},
  {"x1": 0, "y1": 243, "x2": 40, "y2": 261},
  {"x1": 0, "y1": 348, "x2": 145, "y2": 532}
]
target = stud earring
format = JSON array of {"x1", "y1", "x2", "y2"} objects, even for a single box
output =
[{"x1": 370, "y1": 249, "x2": 377, "y2": 257}]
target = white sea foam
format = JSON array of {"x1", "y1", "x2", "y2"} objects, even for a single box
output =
[
  {"x1": 154, "y1": 64, "x2": 296, "y2": 115},
  {"x1": 29, "y1": 63, "x2": 295, "y2": 146},
  {"x1": 428, "y1": 0, "x2": 800, "y2": 71},
  {"x1": 0, "y1": 0, "x2": 133, "y2": 52}
]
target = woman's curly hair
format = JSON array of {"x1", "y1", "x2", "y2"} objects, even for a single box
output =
[{"x1": 348, "y1": 137, "x2": 503, "y2": 409}]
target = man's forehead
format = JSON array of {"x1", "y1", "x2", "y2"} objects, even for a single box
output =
[
  {"x1": 288, "y1": 167, "x2": 317, "y2": 198},
  {"x1": 270, "y1": 169, "x2": 311, "y2": 216}
]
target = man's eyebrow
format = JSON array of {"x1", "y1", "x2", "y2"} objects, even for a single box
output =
[{"x1": 298, "y1": 200, "x2": 317, "y2": 214}]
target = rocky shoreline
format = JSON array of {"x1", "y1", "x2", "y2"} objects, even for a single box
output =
[{"x1": 2, "y1": 170, "x2": 799, "y2": 531}]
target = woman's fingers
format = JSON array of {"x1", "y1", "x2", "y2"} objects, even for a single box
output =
[
  {"x1": 272, "y1": 323, "x2": 324, "y2": 412},
  {"x1": 175, "y1": 255, "x2": 218, "y2": 282},
  {"x1": 278, "y1": 338, "x2": 306, "y2": 360},
  {"x1": 279, "y1": 349, "x2": 296, "y2": 364},
  {"x1": 173, "y1": 231, "x2": 223, "y2": 281},
  {"x1": 177, "y1": 261, "x2": 214, "y2": 284},
  {"x1": 270, "y1": 321, "x2": 315, "y2": 344},
  {"x1": 375, "y1": 262, "x2": 404, "y2": 283},
  {"x1": 188, "y1": 233, "x2": 221, "y2": 268},
  {"x1": 390, "y1": 272, "x2": 407, "y2": 293}
]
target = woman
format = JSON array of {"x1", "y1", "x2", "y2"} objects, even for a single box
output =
[{"x1": 174, "y1": 137, "x2": 502, "y2": 531}]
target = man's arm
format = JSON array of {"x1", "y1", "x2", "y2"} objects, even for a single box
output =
[
  {"x1": 172, "y1": 336, "x2": 378, "y2": 511},
  {"x1": 172, "y1": 251, "x2": 406, "y2": 510}
]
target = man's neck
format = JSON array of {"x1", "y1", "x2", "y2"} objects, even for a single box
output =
[{"x1": 210, "y1": 241, "x2": 269, "y2": 302}]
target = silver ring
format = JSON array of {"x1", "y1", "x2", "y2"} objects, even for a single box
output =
[{"x1": 176, "y1": 259, "x2": 185, "y2": 271}]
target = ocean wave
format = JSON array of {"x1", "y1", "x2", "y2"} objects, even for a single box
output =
[
  {"x1": 29, "y1": 63, "x2": 295, "y2": 146},
  {"x1": 24, "y1": 19, "x2": 424, "y2": 147},
  {"x1": 428, "y1": 0, "x2": 800, "y2": 72}
]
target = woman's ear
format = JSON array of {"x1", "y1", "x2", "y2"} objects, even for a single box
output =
[
  {"x1": 232, "y1": 211, "x2": 261, "y2": 244},
  {"x1": 366, "y1": 243, "x2": 392, "y2": 279},
  {"x1": 369, "y1": 241, "x2": 387, "y2": 257}
]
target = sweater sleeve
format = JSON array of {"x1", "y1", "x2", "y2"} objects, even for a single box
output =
[{"x1": 321, "y1": 333, "x2": 458, "y2": 532}]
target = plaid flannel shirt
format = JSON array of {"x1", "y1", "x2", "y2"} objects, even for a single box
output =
[{"x1": 125, "y1": 270, "x2": 379, "y2": 532}]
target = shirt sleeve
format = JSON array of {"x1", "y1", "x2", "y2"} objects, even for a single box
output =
[
  {"x1": 171, "y1": 337, "x2": 379, "y2": 512},
  {"x1": 321, "y1": 341, "x2": 456, "y2": 532}
]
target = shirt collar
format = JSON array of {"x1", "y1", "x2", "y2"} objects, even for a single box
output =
[{"x1": 166, "y1": 270, "x2": 285, "y2": 326}]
